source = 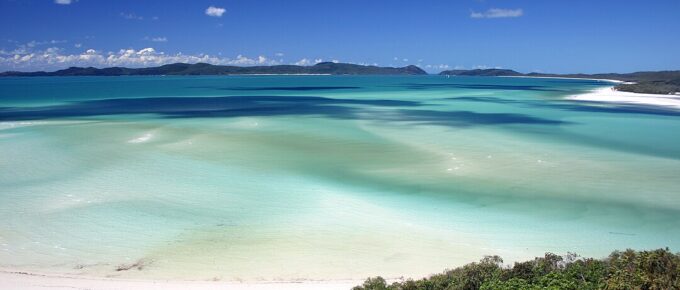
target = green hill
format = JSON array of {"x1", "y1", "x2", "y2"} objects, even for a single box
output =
[
  {"x1": 440, "y1": 69, "x2": 680, "y2": 95},
  {"x1": 0, "y1": 62, "x2": 427, "y2": 76}
]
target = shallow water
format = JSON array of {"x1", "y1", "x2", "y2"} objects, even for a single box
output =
[{"x1": 0, "y1": 75, "x2": 679, "y2": 281}]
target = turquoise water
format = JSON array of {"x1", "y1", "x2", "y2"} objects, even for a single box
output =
[{"x1": 0, "y1": 75, "x2": 679, "y2": 281}]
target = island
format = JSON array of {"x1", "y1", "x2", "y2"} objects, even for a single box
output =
[
  {"x1": 440, "y1": 69, "x2": 680, "y2": 95},
  {"x1": 4, "y1": 63, "x2": 678, "y2": 94},
  {"x1": 0, "y1": 62, "x2": 427, "y2": 76}
]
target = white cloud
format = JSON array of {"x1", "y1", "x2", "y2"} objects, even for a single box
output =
[
  {"x1": 145, "y1": 36, "x2": 168, "y2": 42},
  {"x1": 425, "y1": 64, "x2": 451, "y2": 70},
  {"x1": 0, "y1": 47, "x2": 288, "y2": 71},
  {"x1": 352, "y1": 62, "x2": 379, "y2": 66},
  {"x1": 9, "y1": 40, "x2": 67, "y2": 55},
  {"x1": 294, "y1": 58, "x2": 323, "y2": 66},
  {"x1": 27, "y1": 40, "x2": 66, "y2": 47},
  {"x1": 74, "y1": 43, "x2": 82, "y2": 48},
  {"x1": 54, "y1": 0, "x2": 73, "y2": 5},
  {"x1": 120, "y1": 12, "x2": 144, "y2": 20},
  {"x1": 471, "y1": 65, "x2": 503, "y2": 69},
  {"x1": 470, "y1": 8, "x2": 523, "y2": 19},
  {"x1": 294, "y1": 58, "x2": 313, "y2": 66},
  {"x1": 275, "y1": 52, "x2": 284, "y2": 57},
  {"x1": 205, "y1": 6, "x2": 226, "y2": 17}
]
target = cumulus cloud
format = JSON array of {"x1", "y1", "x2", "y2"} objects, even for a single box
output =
[
  {"x1": 205, "y1": 6, "x2": 226, "y2": 17},
  {"x1": 294, "y1": 58, "x2": 313, "y2": 66},
  {"x1": 54, "y1": 0, "x2": 74, "y2": 5},
  {"x1": 470, "y1": 8, "x2": 523, "y2": 18},
  {"x1": 0, "y1": 47, "x2": 284, "y2": 71},
  {"x1": 294, "y1": 58, "x2": 323, "y2": 66}
]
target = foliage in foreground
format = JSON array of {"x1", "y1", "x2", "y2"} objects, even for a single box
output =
[{"x1": 353, "y1": 248, "x2": 680, "y2": 290}]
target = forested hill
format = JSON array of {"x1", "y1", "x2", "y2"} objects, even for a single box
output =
[
  {"x1": 0, "y1": 62, "x2": 428, "y2": 76},
  {"x1": 440, "y1": 69, "x2": 680, "y2": 94}
]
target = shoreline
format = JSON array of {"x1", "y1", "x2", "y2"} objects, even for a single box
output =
[
  {"x1": 0, "y1": 270, "x2": 364, "y2": 290},
  {"x1": 222, "y1": 73, "x2": 333, "y2": 76},
  {"x1": 566, "y1": 86, "x2": 680, "y2": 109}
]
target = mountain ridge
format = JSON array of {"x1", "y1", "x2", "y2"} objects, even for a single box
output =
[{"x1": 0, "y1": 62, "x2": 427, "y2": 76}]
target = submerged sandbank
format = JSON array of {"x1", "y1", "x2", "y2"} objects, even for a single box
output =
[{"x1": 567, "y1": 86, "x2": 680, "y2": 109}]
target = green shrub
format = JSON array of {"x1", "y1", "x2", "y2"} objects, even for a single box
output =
[{"x1": 354, "y1": 248, "x2": 679, "y2": 290}]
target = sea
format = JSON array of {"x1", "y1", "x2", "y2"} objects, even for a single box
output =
[{"x1": 0, "y1": 75, "x2": 679, "y2": 281}]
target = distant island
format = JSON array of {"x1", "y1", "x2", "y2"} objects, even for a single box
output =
[
  {"x1": 0, "y1": 62, "x2": 427, "y2": 76},
  {"x1": 440, "y1": 69, "x2": 680, "y2": 95},
  {"x1": 3, "y1": 63, "x2": 679, "y2": 94}
]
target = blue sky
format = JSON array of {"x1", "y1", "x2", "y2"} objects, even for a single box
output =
[{"x1": 1, "y1": 0, "x2": 679, "y2": 73}]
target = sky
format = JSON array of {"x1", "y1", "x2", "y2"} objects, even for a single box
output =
[{"x1": 1, "y1": 0, "x2": 679, "y2": 73}]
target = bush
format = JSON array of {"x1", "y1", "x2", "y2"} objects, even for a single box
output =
[{"x1": 354, "y1": 248, "x2": 679, "y2": 290}]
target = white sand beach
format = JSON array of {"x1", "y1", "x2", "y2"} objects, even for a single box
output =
[
  {"x1": 0, "y1": 271, "x2": 360, "y2": 290},
  {"x1": 567, "y1": 86, "x2": 680, "y2": 109}
]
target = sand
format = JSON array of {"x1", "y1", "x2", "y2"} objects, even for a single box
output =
[
  {"x1": 567, "y1": 86, "x2": 680, "y2": 109},
  {"x1": 0, "y1": 270, "x2": 360, "y2": 290}
]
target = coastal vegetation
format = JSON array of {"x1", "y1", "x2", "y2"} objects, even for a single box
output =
[
  {"x1": 353, "y1": 248, "x2": 680, "y2": 290},
  {"x1": 615, "y1": 79, "x2": 680, "y2": 95},
  {"x1": 440, "y1": 69, "x2": 680, "y2": 95}
]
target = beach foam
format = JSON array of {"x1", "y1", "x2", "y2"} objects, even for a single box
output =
[{"x1": 567, "y1": 87, "x2": 680, "y2": 109}]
